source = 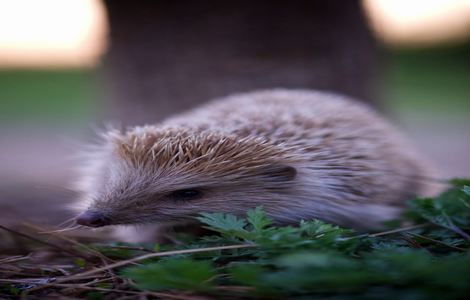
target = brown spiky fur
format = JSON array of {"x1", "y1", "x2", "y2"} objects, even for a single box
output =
[{"x1": 75, "y1": 89, "x2": 438, "y2": 236}]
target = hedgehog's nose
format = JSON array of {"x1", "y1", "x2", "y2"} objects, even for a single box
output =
[{"x1": 76, "y1": 210, "x2": 110, "y2": 227}]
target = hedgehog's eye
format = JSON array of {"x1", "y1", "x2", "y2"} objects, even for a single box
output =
[{"x1": 169, "y1": 189, "x2": 203, "y2": 201}]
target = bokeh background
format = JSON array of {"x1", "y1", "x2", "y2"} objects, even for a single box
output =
[{"x1": 0, "y1": 0, "x2": 469, "y2": 228}]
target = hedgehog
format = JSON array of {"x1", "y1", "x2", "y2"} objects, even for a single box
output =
[{"x1": 74, "y1": 89, "x2": 438, "y2": 237}]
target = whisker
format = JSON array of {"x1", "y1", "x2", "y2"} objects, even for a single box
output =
[
  {"x1": 55, "y1": 216, "x2": 79, "y2": 229},
  {"x1": 39, "y1": 225, "x2": 83, "y2": 234},
  {"x1": 32, "y1": 184, "x2": 78, "y2": 195}
]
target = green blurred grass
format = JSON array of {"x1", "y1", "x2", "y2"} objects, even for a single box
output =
[
  {"x1": 0, "y1": 44, "x2": 468, "y2": 125},
  {"x1": 382, "y1": 44, "x2": 470, "y2": 121},
  {"x1": 0, "y1": 68, "x2": 99, "y2": 125}
]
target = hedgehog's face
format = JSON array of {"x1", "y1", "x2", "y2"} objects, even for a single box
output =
[{"x1": 75, "y1": 129, "x2": 298, "y2": 228}]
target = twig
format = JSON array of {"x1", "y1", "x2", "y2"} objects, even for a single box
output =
[
  {"x1": 0, "y1": 270, "x2": 28, "y2": 276},
  {"x1": 0, "y1": 278, "x2": 54, "y2": 284},
  {"x1": 58, "y1": 243, "x2": 257, "y2": 282},
  {"x1": 29, "y1": 284, "x2": 212, "y2": 300},
  {"x1": 1, "y1": 275, "x2": 106, "y2": 285},
  {"x1": 20, "y1": 243, "x2": 256, "y2": 296},
  {"x1": 103, "y1": 245, "x2": 156, "y2": 253},
  {"x1": 368, "y1": 223, "x2": 430, "y2": 237},
  {"x1": 0, "y1": 224, "x2": 90, "y2": 261},
  {"x1": 442, "y1": 213, "x2": 470, "y2": 241},
  {"x1": 399, "y1": 234, "x2": 424, "y2": 249},
  {"x1": 0, "y1": 255, "x2": 30, "y2": 264},
  {"x1": 216, "y1": 285, "x2": 254, "y2": 292},
  {"x1": 405, "y1": 232, "x2": 465, "y2": 251},
  {"x1": 24, "y1": 223, "x2": 114, "y2": 264}
]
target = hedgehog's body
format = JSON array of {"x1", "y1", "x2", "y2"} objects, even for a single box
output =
[{"x1": 75, "y1": 89, "x2": 436, "y2": 233}]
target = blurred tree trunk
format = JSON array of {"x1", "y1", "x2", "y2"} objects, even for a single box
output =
[{"x1": 102, "y1": 0, "x2": 378, "y2": 125}]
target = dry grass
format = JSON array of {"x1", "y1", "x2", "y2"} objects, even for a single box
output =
[{"x1": 0, "y1": 223, "x2": 253, "y2": 299}]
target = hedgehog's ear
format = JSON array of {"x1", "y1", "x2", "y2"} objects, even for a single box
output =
[{"x1": 257, "y1": 164, "x2": 297, "y2": 182}]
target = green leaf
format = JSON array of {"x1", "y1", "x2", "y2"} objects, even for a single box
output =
[
  {"x1": 86, "y1": 292, "x2": 104, "y2": 300},
  {"x1": 122, "y1": 259, "x2": 215, "y2": 292},
  {"x1": 410, "y1": 180, "x2": 470, "y2": 235},
  {"x1": 275, "y1": 251, "x2": 357, "y2": 269},
  {"x1": 247, "y1": 206, "x2": 273, "y2": 232},
  {"x1": 8, "y1": 286, "x2": 20, "y2": 296},
  {"x1": 449, "y1": 178, "x2": 470, "y2": 188},
  {"x1": 197, "y1": 212, "x2": 249, "y2": 239},
  {"x1": 73, "y1": 258, "x2": 86, "y2": 268},
  {"x1": 95, "y1": 283, "x2": 112, "y2": 289},
  {"x1": 230, "y1": 264, "x2": 264, "y2": 286},
  {"x1": 91, "y1": 243, "x2": 137, "y2": 259},
  {"x1": 463, "y1": 185, "x2": 470, "y2": 197}
]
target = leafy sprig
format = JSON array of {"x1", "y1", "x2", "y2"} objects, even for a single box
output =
[
  {"x1": 122, "y1": 180, "x2": 470, "y2": 299},
  {"x1": 3, "y1": 180, "x2": 470, "y2": 299}
]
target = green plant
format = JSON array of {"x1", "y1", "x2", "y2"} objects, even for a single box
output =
[
  {"x1": 122, "y1": 179, "x2": 470, "y2": 299},
  {"x1": 2, "y1": 179, "x2": 469, "y2": 299}
]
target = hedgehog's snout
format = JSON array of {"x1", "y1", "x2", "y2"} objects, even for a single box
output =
[{"x1": 76, "y1": 210, "x2": 110, "y2": 227}]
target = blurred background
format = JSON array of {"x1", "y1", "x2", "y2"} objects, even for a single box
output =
[{"x1": 0, "y1": 0, "x2": 469, "y2": 228}]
